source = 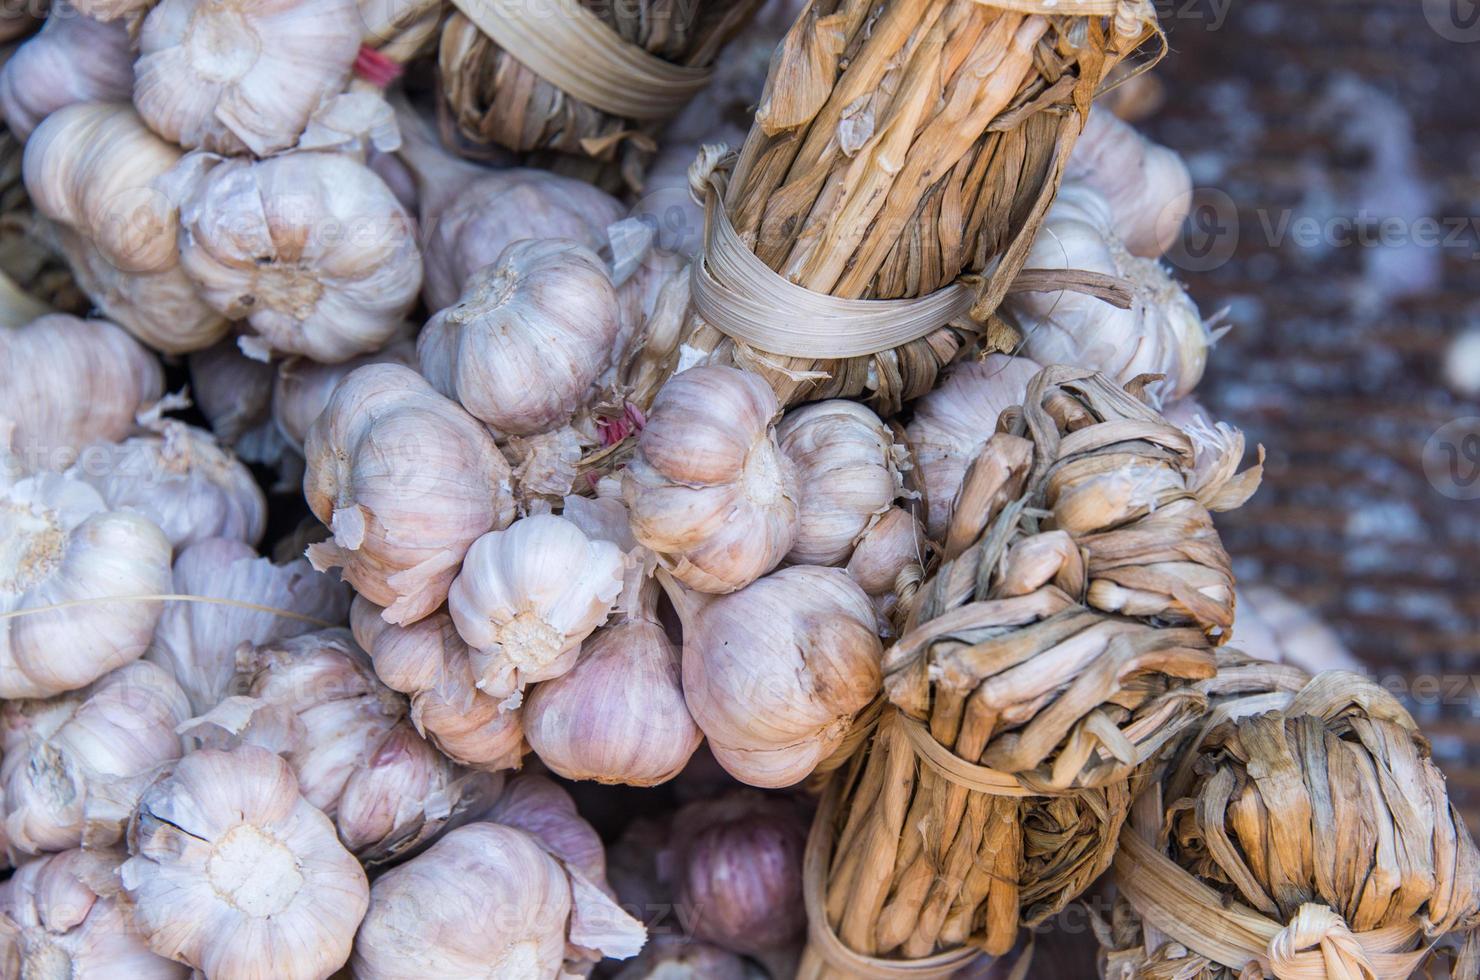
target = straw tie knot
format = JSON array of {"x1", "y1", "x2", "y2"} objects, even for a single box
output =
[{"x1": 1265, "y1": 904, "x2": 1377, "y2": 980}]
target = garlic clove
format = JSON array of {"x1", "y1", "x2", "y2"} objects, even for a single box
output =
[
  {"x1": 271, "y1": 330, "x2": 418, "y2": 454},
  {"x1": 623, "y1": 366, "x2": 799, "y2": 594},
  {"x1": 134, "y1": 0, "x2": 363, "y2": 156},
  {"x1": 121, "y1": 745, "x2": 369, "y2": 980},
  {"x1": 846, "y1": 505, "x2": 925, "y2": 597},
  {"x1": 302, "y1": 363, "x2": 516, "y2": 625},
  {"x1": 448, "y1": 514, "x2": 626, "y2": 707},
  {"x1": 0, "y1": 2, "x2": 134, "y2": 142}
]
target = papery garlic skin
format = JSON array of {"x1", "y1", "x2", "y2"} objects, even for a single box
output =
[
  {"x1": 1, "y1": 660, "x2": 189, "y2": 855},
  {"x1": 351, "y1": 596, "x2": 526, "y2": 773},
  {"x1": 679, "y1": 566, "x2": 882, "y2": 787},
  {"x1": 419, "y1": 238, "x2": 622, "y2": 438},
  {"x1": 177, "y1": 152, "x2": 423, "y2": 363},
  {"x1": 448, "y1": 514, "x2": 625, "y2": 707},
  {"x1": 624, "y1": 366, "x2": 799, "y2": 594},
  {"x1": 69, "y1": 420, "x2": 267, "y2": 552},
  {"x1": 0, "y1": 314, "x2": 162, "y2": 473},
  {"x1": 777, "y1": 400, "x2": 905, "y2": 567},
  {"x1": 146, "y1": 536, "x2": 350, "y2": 713},
  {"x1": 134, "y1": 0, "x2": 361, "y2": 156},
  {"x1": 272, "y1": 332, "x2": 418, "y2": 453},
  {"x1": 0, "y1": 472, "x2": 171, "y2": 699},
  {"x1": 0, "y1": 3, "x2": 134, "y2": 141},
  {"x1": 0, "y1": 849, "x2": 188, "y2": 979},
  {"x1": 846, "y1": 506, "x2": 924, "y2": 597},
  {"x1": 1010, "y1": 185, "x2": 1208, "y2": 405},
  {"x1": 1065, "y1": 108, "x2": 1192, "y2": 259},
  {"x1": 121, "y1": 746, "x2": 369, "y2": 980},
  {"x1": 303, "y1": 364, "x2": 516, "y2": 625}
]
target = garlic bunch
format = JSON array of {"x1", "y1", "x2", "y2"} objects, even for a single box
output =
[
  {"x1": 448, "y1": 514, "x2": 625, "y2": 708},
  {"x1": 0, "y1": 3, "x2": 134, "y2": 141},
  {"x1": 1065, "y1": 108, "x2": 1192, "y2": 258},
  {"x1": 351, "y1": 597, "x2": 527, "y2": 772},
  {"x1": 1009, "y1": 185, "x2": 1209, "y2": 405},
  {"x1": 420, "y1": 239, "x2": 622, "y2": 438},
  {"x1": 624, "y1": 366, "x2": 798, "y2": 594},
  {"x1": 121, "y1": 745, "x2": 369, "y2": 980},
  {"x1": 673, "y1": 565, "x2": 882, "y2": 787},
  {"x1": 176, "y1": 151, "x2": 423, "y2": 363},
  {"x1": 134, "y1": 0, "x2": 362, "y2": 156},
  {"x1": 1, "y1": 660, "x2": 189, "y2": 855},
  {"x1": 905, "y1": 354, "x2": 1041, "y2": 540},
  {"x1": 525, "y1": 569, "x2": 702, "y2": 786},
  {"x1": 352, "y1": 818, "x2": 645, "y2": 978},
  {"x1": 0, "y1": 848, "x2": 187, "y2": 979},
  {"x1": 666, "y1": 792, "x2": 807, "y2": 968},
  {"x1": 271, "y1": 331, "x2": 418, "y2": 453},
  {"x1": 69, "y1": 418, "x2": 267, "y2": 552},
  {"x1": 184, "y1": 629, "x2": 479, "y2": 863},
  {"x1": 303, "y1": 363, "x2": 516, "y2": 625},
  {"x1": 146, "y1": 536, "x2": 350, "y2": 713},
  {"x1": 1, "y1": 470, "x2": 171, "y2": 699},
  {"x1": 777, "y1": 399, "x2": 906, "y2": 566},
  {"x1": 845, "y1": 505, "x2": 924, "y2": 597},
  {"x1": 0, "y1": 314, "x2": 162, "y2": 473}
]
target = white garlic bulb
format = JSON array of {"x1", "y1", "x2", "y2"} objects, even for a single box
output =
[
  {"x1": 481, "y1": 774, "x2": 612, "y2": 886},
  {"x1": 188, "y1": 336, "x2": 295, "y2": 472},
  {"x1": 0, "y1": 849, "x2": 188, "y2": 979},
  {"x1": 777, "y1": 399, "x2": 905, "y2": 567},
  {"x1": 303, "y1": 363, "x2": 516, "y2": 625},
  {"x1": 351, "y1": 820, "x2": 645, "y2": 978},
  {"x1": 1232, "y1": 584, "x2": 1362, "y2": 675},
  {"x1": 1065, "y1": 108, "x2": 1192, "y2": 258},
  {"x1": 176, "y1": 151, "x2": 423, "y2": 363},
  {"x1": 1, "y1": 660, "x2": 189, "y2": 855},
  {"x1": 448, "y1": 514, "x2": 625, "y2": 708},
  {"x1": 68, "y1": 419, "x2": 267, "y2": 552},
  {"x1": 624, "y1": 366, "x2": 799, "y2": 594},
  {"x1": 1010, "y1": 185, "x2": 1208, "y2": 405},
  {"x1": 351, "y1": 596, "x2": 527, "y2": 773},
  {"x1": 0, "y1": 314, "x2": 162, "y2": 473},
  {"x1": 419, "y1": 238, "x2": 622, "y2": 438},
  {"x1": 0, "y1": 470, "x2": 171, "y2": 699},
  {"x1": 271, "y1": 331, "x2": 418, "y2": 453},
  {"x1": 525, "y1": 574, "x2": 701, "y2": 786},
  {"x1": 134, "y1": 0, "x2": 362, "y2": 156},
  {"x1": 146, "y1": 536, "x2": 350, "y2": 714},
  {"x1": 673, "y1": 565, "x2": 882, "y2": 787},
  {"x1": 0, "y1": 3, "x2": 134, "y2": 141},
  {"x1": 121, "y1": 745, "x2": 369, "y2": 980},
  {"x1": 846, "y1": 506, "x2": 924, "y2": 597},
  {"x1": 905, "y1": 354, "x2": 1041, "y2": 541}
]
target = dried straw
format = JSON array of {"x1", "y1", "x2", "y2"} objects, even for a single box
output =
[{"x1": 798, "y1": 365, "x2": 1258, "y2": 978}]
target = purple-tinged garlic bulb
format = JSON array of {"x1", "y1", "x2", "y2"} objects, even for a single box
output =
[
  {"x1": 0, "y1": 2, "x2": 134, "y2": 141},
  {"x1": 271, "y1": 331, "x2": 417, "y2": 453}
]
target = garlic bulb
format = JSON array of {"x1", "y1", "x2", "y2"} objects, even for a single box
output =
[
  {"x1": 188, "y1": 336, "x2": 294, "y2": 472},
  {"x1": 0, "y1": 314, "x2": 162, "y2": 473},
  {"x1": 624, "y1": 366, "x2": 799, "y2": 594},
  {"x1": 121, "y1": 745, "x2": 369, "y2": 980},
  {"x1": 845, "y1": 505, "x2": 924, "y2": 597},
  {"x1": 1232, "y1": 584, "x2": 1361, "y2": 675},
  {"x1": 482, "y1": 774, "x2": 612, "y2": 887},
  {"x1": 0, "y1": 3, "x2": 134, "y2": 141},
  {"x1": 448, "y1": 514, "x2": 625, "y2": 707},
  {"x1": 674, "y1": 565, "x2": 882, "y2": 787},
  {"x1": 146, "y1": 536, "x2": 350, "y2": 714},
  {"x1": 525, "y1": 574, "x2": 701, "y2": 786},
  {"x1": 905, "y1": 354, "x2": 1041, "y2": 541},
  {"x1": 176, "y1": 151, "x2": 422, "y2": 363},
  {"x1": 613, "y1": 935, "x2": 753, "y2": 980},
  {"x1": 666, "y1": 792, "x2": 806, "y2": 963},
  {"x1": 777, "y1": 399, "x2": 905, "y2": 566},
  {"x1": 351, "y1": 820, "x2": 645, "y2": 978},
  {"x1": 134, "y1": 0, "x2": 362, "y2": 156},
  {"x1": 271, "y1": 331, "x2": 417, "y2": 453},
  {"x1": 1, "y1": 470, "x2": 171, "y2": 699},
  {"x1": 303, "y1": 363, "x2": 516, "y2": 625},
  {"x1": 351, "y1": 596, "x2": 526, "y2": 772},
  {"x1": 1065, "y1": 108, "x2": 1192, "y2": 258},
  {"x1": 1, "y1": 660, "x2": 189, "y2": 855},
  {"x1": 419, "y1": 238, "x2": 622, "y2": 438},
  {"x1": 0, "y1": 849, "x2": 187, "y2": 979},
  {"x1": 1009, "y1": 185, "x2": 1208, "y2": 405},
  {"x1": 69, "y1": 419, "x2": 267, "y2": 552}
]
